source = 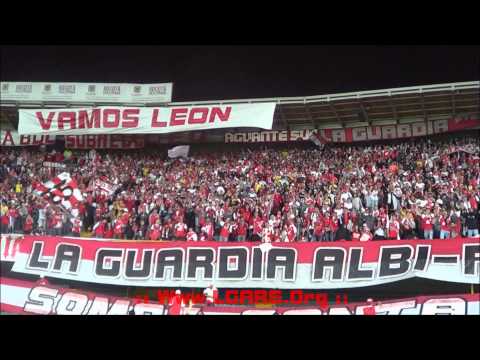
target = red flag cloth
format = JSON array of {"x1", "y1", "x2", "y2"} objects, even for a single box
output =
[
  {"x1": 363, "y1": 306, "x2": 376, "y2": 315},
  {"x1": 168, "y1": 295, "x2": 182, "y2": 315},
  {"x1": 309, "y1": 132, "x2": 326, "y2": 147},
  {"x1": 33, "y1": 172, "x2": 83, "y2": 211}
]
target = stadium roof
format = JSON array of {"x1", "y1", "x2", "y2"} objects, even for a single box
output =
[{"x1": 1, "y1": 81, "x2": 479, "y2": 130}]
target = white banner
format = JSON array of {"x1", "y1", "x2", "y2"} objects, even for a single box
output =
[
  {"x1": 1, "y1": 278, "x2": 479, "y2": 315},
  {"x1": 94, "y1": 179, "x2": 118, "y2": 196},
  {"x1": 0, "y1": 130, "x2": 56, "y2": 147},
  {"x1": 2, "y1": 236, "x2": 479, "y2": 289},
  {"x1": 1, "y1": 82, "x2": 172, "y2": 104},
  {"x1": 43, "y1": 162, "x2": 67, "y2": 169},
  {"x1": 18, "y1": 104, "x2": 276, "y2": 136},
  {"x1": 168, "y1": 145, "x2": 190, "y2": 158}
]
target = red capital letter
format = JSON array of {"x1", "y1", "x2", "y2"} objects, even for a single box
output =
[
  {"x1": 151, "y1": 109, "x2": 167, "y2": 127},
  {"x1": 170, "y1": 108, "x2": 188, "y2": 126},
  {"x1": 103, "y1": 109, "x2": 120, "y2": 128},
  {"x1": 188, "y1": 108, "x2": 209, "y2": 124},
  {"x1": 36, "y1": 112, "x2": 56, "y2": 130},
  {"x1": 122, "y1": 109, "x2": 139, "y2": 128},
  {"x1": 209, "y1": 106, "x2": 231, "y2": 123}
]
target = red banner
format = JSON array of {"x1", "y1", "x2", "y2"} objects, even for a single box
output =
[
  {"x1": 225, "y1": 116, "x2": 480, "y2": 144},
  {"x1": 1, "y1": 278, "x2": 478, "y2": 315},
  {"x1": 2, "y1": 235, "x2": 479, "y2": 289},
  {"x1": 64, "y1": 134, "x2": 145, "y2": 149},
  {"x1": 0, "y1": 130, "x2": 56, "y2": 147}
]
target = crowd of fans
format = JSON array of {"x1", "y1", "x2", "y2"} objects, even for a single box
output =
[{"x1": 1, "y1": 136, "x2": 479, "y2": 242}]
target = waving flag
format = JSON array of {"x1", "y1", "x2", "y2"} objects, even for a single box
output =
[
  {"x1": 309, "y1": 132, "x2": 326, "y2": 149},
  {"x1": 34, "y1": 172, "x2": 83, "y2": 211},
  {"x1": 168, "y1": 145, "x2": 190, "y2": 159},
  {"x1": 94, "y1": 177, "x2": 118, "y2": 196}
]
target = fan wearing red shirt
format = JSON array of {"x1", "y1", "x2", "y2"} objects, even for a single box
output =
[
  {"x1": 104, "y1": 223, "x2": 114, "y2": 239},
  {"x1": 273, "y1": 192, "x2": 283, "y2": 213},
  {"x1": 243, "y1": 208, "x2": 251, "y2": 223},
  {"x1": 313, "y1": 219, "x2": 324, "y2": 242},
  {"x1": 168, "y1": 290, "x2": 185, "y2": 315},
  {"x1": 94, "y1": 206, "x2": 102, "y2": 222},
  {"x1": 174, "y1": 208, "x2": 184, "y2": 223},
  {"x1": 1, "y1": 211, "x2": 9, "y2": 234},
  {"x1": 219, "y1": 220, "x2": 232, "y2": 242},
  {"x1": 363, "y1": 299, "x2": 377, "y2": 315},
  {"x1": 287, "y1": 222, "x2": 297, "y2": 242},
  {"x1": 120, "y1": 210, "x2": 130, "y2": 225},
  {"x1": 388, "y1": 216, "x2": 400, "y2": 240},
  {"x1": 351, "y1": 225, "x2": 361, "y2": 241},
  {"x1": 201, "y1": 221, "x2": 214, "y2": 241},
  {"x1": 236, "y1": 220, "x2": 247, "y2": 242},
  {"x1": 439, "y1": 213, "x2": 451, "y2": 239},
  {"x1": 330, "y1": 214, "x2": 339, "y2": 236},
  {"x1": 263, "y1": 226, "x2": 275, "y2": 243},
  {"x1": 451, "y1": 216, "x2": 461, "y2": 238},
  {"x1": 77, "y1": 202, "x2": 86, "y2": 217},
  {"x1": 113, "y1": 219, "x2": 124, "y2": 239},
  {"x1": 93, "y1": 220, "x2": 106, "y2": 238},
  {"x1": 469, "y1": 195, "x2": 478, "y2": 211},
  {"x1": 422, "y1": 213, "x2": 434, "y2": 240},
  {"x1": 23, "y1": 214, "x2": 33, "y2": 234},
  {"x1": 72, "y1": 217, "x2": 82, "y2": 237},
  {"x1": 149, "y1": 211, "x2": 160, "y2": 229},
  {"x1": 150, "y1": 222, "x2": 162, "y2": 240},
  {"x1": 174, "y1": 221, "x2": 187, "y2": 240},
  {"x1": 252, "y1": 215, "x2": 264, "y2": 242},
  {"x1": 323, "y1": 216, "x2": 333, "y2": 242}
]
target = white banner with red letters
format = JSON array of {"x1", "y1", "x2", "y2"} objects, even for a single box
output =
[
  {"x1": 225, "y1": 116, "x2": 480, "y2": 144},
  {"x1": 1, "y1": 235, "x2": 479, "y2": 289},
  {"x1": 17, "y1": 103, "x2": 276, "y2": 136},
  {"x1": 64, "y1": 134, "x2": 145, "y2": 149},
  {"x1": 0, "y1": 130, "x2": 56, "y2": 147},
  {"x1": 1, "y1": 82, "x2": 172, "y2": 104},
  {"x1": 0, "y1": 278, "x2": 478, "y2": 315}
]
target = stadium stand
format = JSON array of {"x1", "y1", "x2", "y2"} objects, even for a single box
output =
[{"x1": 1, "y1": 81, "x2": 479, "y2": 315}]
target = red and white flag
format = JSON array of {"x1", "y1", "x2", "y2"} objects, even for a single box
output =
[
  {"x1": 34, "y1": 172, "x2": 83, "y2": 211},
  {"x1": 309, "y1": 132, "x2": 326, "y2": 148},
  {"x1": 94, "y1": 177, "x2": 118, "y2": 196}
]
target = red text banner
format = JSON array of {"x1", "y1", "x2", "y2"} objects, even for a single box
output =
[
  {"x1": 2, "y1": 235, "x2": 479, "y2": 289},
  {"x1": 0, "y1": 278, "x2": 478, "y2": 315},
  {"x1": 1, "y1": 130, "x2": 56, "y2": 147},
  {"x1": 17, "y1": 104, "x2": 276, "y2": 136},
  {"x1": 64, "y1": 135, "x2": 145, "y2": 149},
  {"x1": 225, "y1": 116, "x2": 480, "y2": 144}
]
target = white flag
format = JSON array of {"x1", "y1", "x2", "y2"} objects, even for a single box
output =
[{"x1": 168, "y1": 145, "x2": 190, "y2": 159}]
